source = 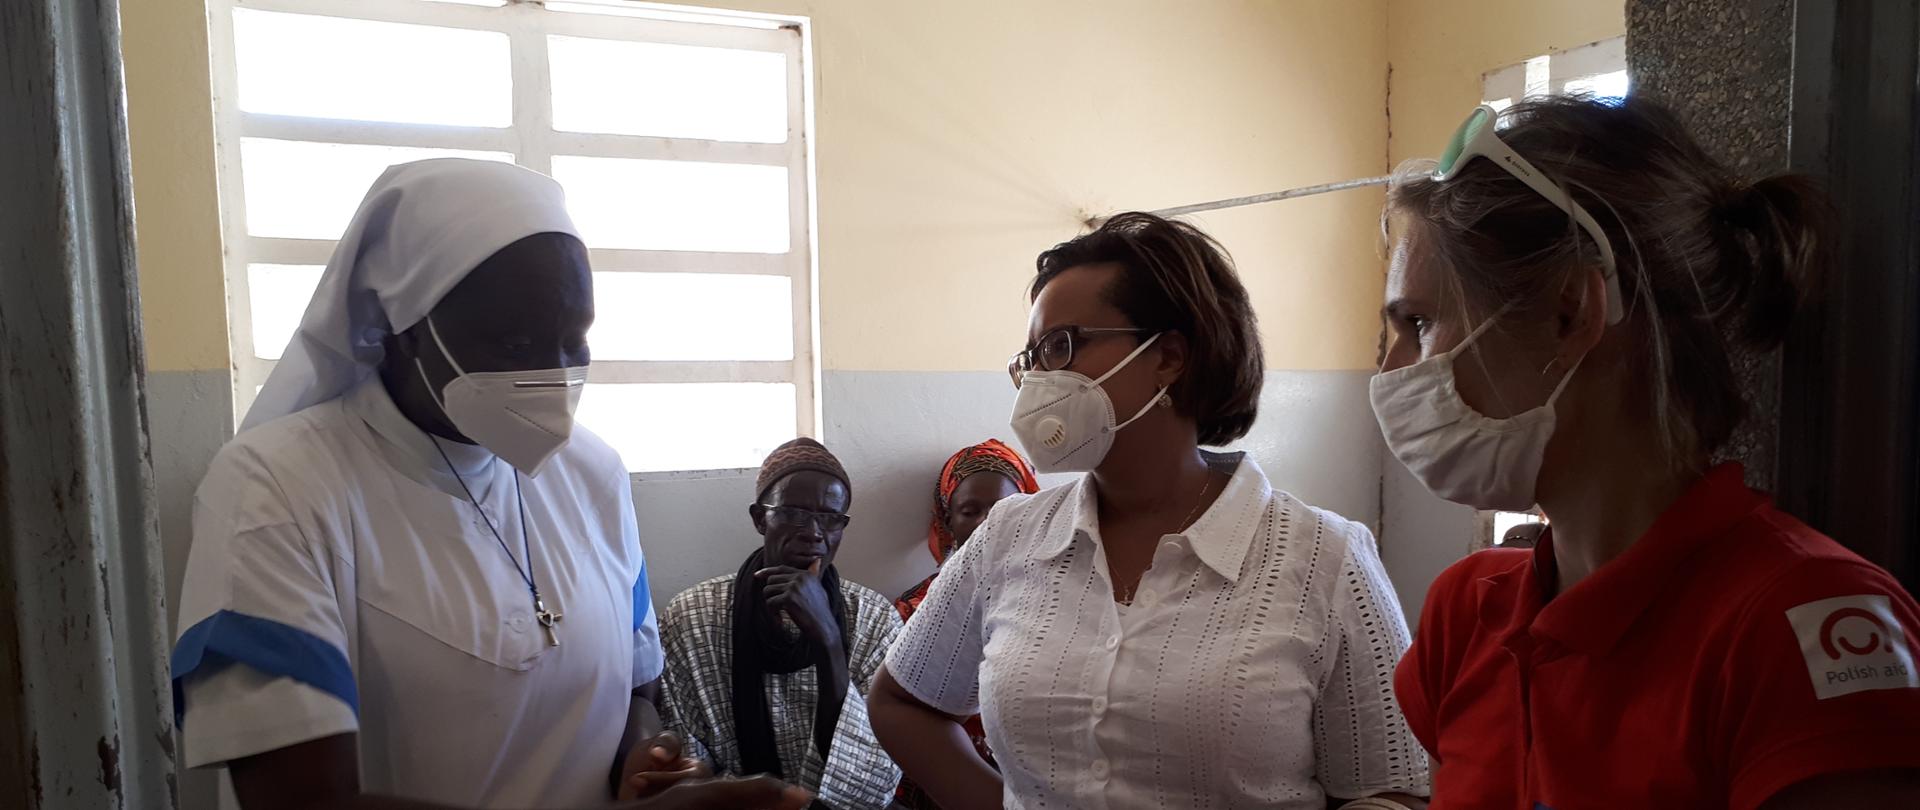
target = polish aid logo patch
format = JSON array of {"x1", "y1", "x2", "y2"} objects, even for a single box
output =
[{"x1": 1786, "y1": 594, "x2": 1918, "y2": 700}]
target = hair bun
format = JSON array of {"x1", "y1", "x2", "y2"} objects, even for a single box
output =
[
  {"x1": 1704, "y1": 174, "x2": 1832, "y2": 349},
  {"x1": 1712, "y1": 182, "x2": 1769, "y2": 229}
]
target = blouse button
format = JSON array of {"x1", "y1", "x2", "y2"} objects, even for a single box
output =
[
  {"x1": 1104, "y1": 634, "x2": 1119, "y2": 651},
  {"x1": 1091, "y1": 759, "x2": 1110, "y2": 781},
  {"x1": 1091, "y1": 696, "x2": 1108, "y2": 715}
]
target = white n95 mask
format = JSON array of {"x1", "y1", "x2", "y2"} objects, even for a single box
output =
[
  {"x1": 1011, "y1": 333, "x2": 1166, "y2": 474},
  {"x1": 416, "y1": 316, "x2": 586, "y2": 477},
  {"x1": 1369, "y1": 318, "x2": 1583, "y2": 511}
]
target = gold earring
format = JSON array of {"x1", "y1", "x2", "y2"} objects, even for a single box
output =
[{"x1": 1157, "y1": 392, "x2": 1173, "y2": 408}]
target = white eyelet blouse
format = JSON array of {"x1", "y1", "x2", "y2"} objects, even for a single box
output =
[{"x1": 884, "y1": 454, "x2": 1429, "y2": 809}]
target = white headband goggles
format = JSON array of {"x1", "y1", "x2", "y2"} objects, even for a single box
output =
[{"x1": 1436, "y1": 104, "x2": 1624, "y2": 325}]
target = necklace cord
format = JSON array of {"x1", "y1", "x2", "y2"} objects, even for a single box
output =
[{"x1": 431, "y1": 437, "x2": 539, "y2": 601}]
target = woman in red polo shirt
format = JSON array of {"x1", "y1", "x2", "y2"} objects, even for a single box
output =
[{"x1": 1374, "y1": 95, "x2": 1920, "y2": 809}]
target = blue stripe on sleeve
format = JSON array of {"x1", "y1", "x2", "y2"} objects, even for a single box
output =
[
  {"x1": 170, "y1": 610, "x2": 357, "y2": 726},
  {"x1": 632, "y1": 558, "x2": 653, "y2": 632}
]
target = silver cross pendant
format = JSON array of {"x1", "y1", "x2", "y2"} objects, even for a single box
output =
[{"x1": 534, "y1": 597, "x2": 563, "y2": 647}]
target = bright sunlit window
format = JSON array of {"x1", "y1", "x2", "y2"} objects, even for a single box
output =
[
  {"x1": 1482, "y1": 36, "x2": 1629, "y2": 112},
  {"x1": 1492, "y1": 511, "x2": 1545, "y2": 548},
  {"x1": 210, "y1": 0, "x2": 817, "y2": 474}
]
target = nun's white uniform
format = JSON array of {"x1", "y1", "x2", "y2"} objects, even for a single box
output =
[{"x1": 171, "y1": 159, "x2": 662, "y2": 808}]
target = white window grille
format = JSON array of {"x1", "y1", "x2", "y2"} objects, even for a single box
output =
[
  {"x1": 209, "y1": 0, "x2": 819, "y2": 474},
  {"x1": 1482, "y1": 36, "x2": 1628, "y2": 112}
]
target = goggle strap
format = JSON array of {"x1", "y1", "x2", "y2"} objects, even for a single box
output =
[{"x1": 1441, "y1": 106, "x2": 1625, "y2": 325}]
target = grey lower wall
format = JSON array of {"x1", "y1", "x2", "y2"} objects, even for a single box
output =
[
  {"x1": 148, "y1": 368, "x2": 234, "y2": 810},
  {"x1": 150, "y1": 364, "x2": 1445, "y2": 809},
  {"x1": 812, "y1": 369, "x2": 1393, "y2": 607},
  {"x1": 150, "y1": 368, "x2": 1418, "y2": 629},
  {"x1": 1377, "y1": 451, "x2": 1479, "y2": 626},
  {"x1": 150, "y1": 369, "x2": 236, "y2": 629},
  {"x1": 149, "y1": 365, "x2": 1453, "y2": 803},
  {"x1": 608, "y1": 369, "x2": 1401, "y2": 616}
]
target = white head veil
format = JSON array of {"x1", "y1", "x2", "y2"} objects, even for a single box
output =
[{"x1": 241, "y1": 158, "x2": 580, "y2": 433}]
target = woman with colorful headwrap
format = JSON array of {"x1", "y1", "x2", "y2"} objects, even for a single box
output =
[
  {"x1": 892, "y1": 440, "x2": 1037, "y2": 810},
  {"x1": 895, "y1": 440, "x2": 1040, "y2": 620}
]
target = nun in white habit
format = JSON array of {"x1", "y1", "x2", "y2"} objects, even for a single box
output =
[{"x1": 170, "y1": 159, "x2": 809, "y2": 810}]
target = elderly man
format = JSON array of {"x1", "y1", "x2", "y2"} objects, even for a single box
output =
[{"x1": 658, "y1": 439, "x2": 903, "y2": 809}]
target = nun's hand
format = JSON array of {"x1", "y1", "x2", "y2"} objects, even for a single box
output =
[
  {"x1": 623, "y1": 776, "x2": 812, "y2": 810},
  {"x1": 619, "y1": 731, "x2": 710, "y2": 800}
]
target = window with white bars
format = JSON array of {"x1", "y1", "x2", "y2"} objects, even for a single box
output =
[
  {"x1": 1481, "y1": 36, "x2": 1628, "y2": 113},
  {"x1": 210, "y1": 0, "x2": 818, "y2": 474}
]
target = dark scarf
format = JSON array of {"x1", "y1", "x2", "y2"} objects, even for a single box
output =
[{"x1": 730, "y1": 547, "x2": 852, "y2": 778}]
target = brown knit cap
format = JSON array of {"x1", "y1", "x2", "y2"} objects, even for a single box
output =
[{"x1": 755, "y1": 437, "x2": 851, "y2": 504}]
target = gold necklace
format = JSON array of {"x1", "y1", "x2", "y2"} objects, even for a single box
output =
[
  {"x1": 1115, "y1": 471, "x2": 1217, "y2": 605},
  {"x1": 1177, "y1": 471, "x2": 1219, "y2": 532}
]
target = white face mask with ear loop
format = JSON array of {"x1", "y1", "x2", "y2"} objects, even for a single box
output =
[
  {"x1": 1369, "y1": 315, "x2": 1585, "y2": 511},
  {"x1": 1010, "y1": 332, "x2": 1168, "y2": 474},
  {"x1": 414, "y1": 316, "x2": 587, "y2": 478}
]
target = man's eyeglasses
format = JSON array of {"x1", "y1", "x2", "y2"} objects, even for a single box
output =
[
  {"x1": 755, "y1": 504, "x2": 852, "y2": 533},
  {"x1": 1007, "y1": 326, "x2": 1149, "y2": 388}
]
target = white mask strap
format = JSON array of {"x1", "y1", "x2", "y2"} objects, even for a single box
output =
[
  {"x1": 1438, "y1": 308, "x2": 1510, "y2": 361},
  {"x1": 1091, "y1": 332, "x2": 1168, "y2": 434},
  {"x1": 1041, "y1": 331, "x2": 1167, "y2": 435},
  {"x1": 1448, "y1": 306, "x2": 1587, "y2": 411},
  {"x1": 414, "y1": 355, "x2": 450, "y2": 418},
  {"x1": 414, "y1": 316, "x2": 463, "y2": 416},
  {"x1": 424, "y1": 315, "x2": 468, "y2": 377},
  {"x1": 1543, "y1": 352, "x2": 1587, "y2": 406},
  {"x1": 1110, "y1": 386, "x2": 1169, "y2": 433},
  {"x1": 1087, "y1": 332, "x2": 1163, "y2": 388}
]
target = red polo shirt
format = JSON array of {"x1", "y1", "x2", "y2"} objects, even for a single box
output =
[{"x1": 1396, "y1": 464, "x2": 1920, "y2": 810}]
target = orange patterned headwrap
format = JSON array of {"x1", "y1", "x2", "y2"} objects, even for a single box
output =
[{"x1": 927, "y1": 439, "x2": 1040, "y2": 564}]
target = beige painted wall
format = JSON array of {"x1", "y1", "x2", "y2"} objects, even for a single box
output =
[
  {"x1": 124, "y1": 0, "x2": 228, "y2": 373},
  {"x1": 123, "y1": 0, "x2": 1390, "y2": 376},
  {"x1": 1386, "y1": 0, "x2": 1625, "y2": 166},
  {"x1": 119, "y1": 0, "x2": 1632, "y2": 374},
  {"x1": 738, "y1": 0, "x2": 1392, "y2": 372}
]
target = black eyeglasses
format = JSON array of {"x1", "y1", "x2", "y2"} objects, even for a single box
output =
[
  {"x1": 1007, "y1": 326, "x2": 1149, "y2": 388},
  {"x1": 755, "y1": 504, "x2": 852, "y2": 533}
]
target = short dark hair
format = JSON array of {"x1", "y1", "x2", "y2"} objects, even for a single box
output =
[
  {"x1": 1031, "y1": 212, "x2": 1264, "y2": 446},
  {"x1": 1387, "y1": 95, "x2": 1834, "y2": 465}
]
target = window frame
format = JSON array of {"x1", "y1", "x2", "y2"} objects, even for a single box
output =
[
  {"x1": 1481, "y1": 35, "x2": 1628, "y2": 111},
  {"x1": 207, "y1": 0, "x2": 822, "y2": 476}
]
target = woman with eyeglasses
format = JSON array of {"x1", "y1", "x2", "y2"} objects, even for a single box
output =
[
  {"x1": 657, "y1": 438, "x2": 905, "y2": 809},
  {"x1": 1378, "y1": 96, "x2": 1920, "y2": 808},
  {"x1": 868, "y1": 213, "x2": 1431, "y2": 810}
]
